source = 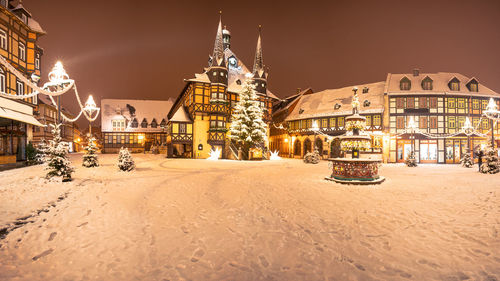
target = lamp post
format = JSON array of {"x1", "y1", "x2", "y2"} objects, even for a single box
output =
[
  {"x1": 407, "y1": 116, "x2": 418, "y2": 154},
  {"x1": 484, "y1": 98, "x2": 500, "y2": 148},
  {"x1": 83, "y1": 94, "x2": 99, "y2": 142},
  {"x1": 463, "y1": 116, "x2": 474, "y2": 151},
  {"x1": 48, "y1": 61, "x2": 70, "y2": 125}
]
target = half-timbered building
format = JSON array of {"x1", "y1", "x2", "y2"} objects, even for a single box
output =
[
  {"x1": 101, "y1": 99, "x2": 173, "y2": 153},
  {"x1": 167, "y1": 18, "x2": 279, "y2": 159},
  {"x1": 0, "y1": 0, "x2": 45, "y2": 164}
]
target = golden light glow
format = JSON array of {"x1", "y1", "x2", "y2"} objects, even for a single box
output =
[
  {"x1": 284, "y1": 138, "x2": 289, "y2": 143},
  {"x1": 48, "y1": 61, "x2": 69, "y2": 83}
]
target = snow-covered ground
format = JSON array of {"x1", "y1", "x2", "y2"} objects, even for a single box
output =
[{"x1": 0, "y1": 154, "x2": 499, "y2": 281}]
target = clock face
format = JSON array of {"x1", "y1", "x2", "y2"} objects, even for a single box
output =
[{"x1": 228, "y1": 57, "x2": 237, "y2": 67}]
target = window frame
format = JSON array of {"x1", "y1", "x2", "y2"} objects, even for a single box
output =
[{"x1": 18, "y1": 42, "x2": 26, "y2": 61}]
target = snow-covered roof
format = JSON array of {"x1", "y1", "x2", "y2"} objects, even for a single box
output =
[
  {"x1": 169, "y1": 105, "x2": 192, "y2": 122},
  {"x1": 101, "y1": 99, "x2": 173, "y2": 132},
  {"x1": 386, "y1": 72, "x2": 500, "y2": 97},
  {"x1": 286, "y1": 82, "x2": 385, "y2": 121},
  {"x1": 28, "y1": 17, "x2": 45, "y2": 34}
]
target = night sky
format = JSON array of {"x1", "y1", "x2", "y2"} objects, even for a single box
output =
[{"x1": 24, "y1": 0, "x2": 500, "y2": 127}]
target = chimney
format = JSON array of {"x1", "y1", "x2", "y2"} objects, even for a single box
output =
[{"x1": 413, "y1": 68, "x2": 420, "y2": 77}]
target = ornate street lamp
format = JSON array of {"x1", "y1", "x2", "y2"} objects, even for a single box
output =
[
  {"x1": 83, "y1": 94, "x2": 100, "y2": 140},
  {"x1": 484, "y1": 98, "x2": 500, "y2": 147},
  {"x1": 48, "y1": 61, "x2": 70, "y2": 124},
  {"x1": 407, "y1": 116, "x2": 418, "y2": 153}
]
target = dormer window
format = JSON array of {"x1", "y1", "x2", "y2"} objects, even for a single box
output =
[
  {"x1": 400, "y1": 77, "x2": 411, "y2": 91},
  {"x1": 298, "y1": 108, "x2": 304, "y2": 114},
  {"x1": 131, "y1": 118, "x2": 138, "y2": 128},
  {"x1": 334, "y1": 103, "x2": 341, "y2": 110},
  {"x1": 362, "y1": 87, "x2": 369, "y2": 93},
  {"x1": 448, "y1": 77, "x2": 460, "y2": 91},
  {"x1": 151, "y1": 118, "x2": 158, "y2": 128},
  {"x1": 236, "y1": 79, "x2": 241, "y2": 85},
  {"x1": 21, "y1": 14, "x2": 27, "y2": 24},
  {"x1": 363, "y1": 100, "x2": 371, "y2": 107},
  {"x1": 421, "y1": 76, "x2": 433, "y2": 90},
  {"x1": 141, "y1": 118, "x2": 148, "y2": 128},
  {"x1": 160, "y1": 119, "x2": 167, "y2": 127},
  {"x1": 466, "y1": 79, "x2": 479, "y2": 92},
  {"x1": 0, "y1": 0, "x2": 6, "y2": 8}
]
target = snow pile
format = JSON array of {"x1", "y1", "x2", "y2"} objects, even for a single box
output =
[
  {"x1": 117, "y1": 147, "x2": 135, "y2": 171},
  {"x1": 45, "y1": 124, "x2": 74, "y2": 182},
  {"x1": 82, "y1": 137, "x2": 99, "y2": 168}
]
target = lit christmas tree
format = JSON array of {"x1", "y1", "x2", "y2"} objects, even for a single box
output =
[
  {"x1": 34, "y1": 139, "x2": 49, "y2": 165},
  {"x1": 405, "y1": 151, "x2": 418, "y2": 167},
  {"x1": 118, "y1": 147, "x2": 135, "y2": 171},
  {"x1": 82, "y1": 137, "x2": 99, "y2": 167},
  {"x1": 460, "y1": 149, "x2": 474, "y2": 168},
  {"x1": 45, "y1": 124, "x2": 74, "y2": 182},
  {"x1": 480, "y1": 144, "x2": 499, "y2": 174},
  {"x1": 229, "y1": 78, "x2": 267, "y2": 154}
]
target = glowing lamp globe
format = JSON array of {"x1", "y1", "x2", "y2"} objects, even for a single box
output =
[{"x1": 48, "y1": 61, "x2": 69, "y2": 84}]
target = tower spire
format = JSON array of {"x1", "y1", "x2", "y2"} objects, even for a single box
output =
[
  {"x1": 253, "y1": 25, "x2": 264, "y2": 75},
  {"x1": 210, "y1": 11, "x2": 225, "y2": 67}
]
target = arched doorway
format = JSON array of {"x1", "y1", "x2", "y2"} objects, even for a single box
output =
[
  {"x1": 330, "y1": 138, "x2": 341, "y2": 158},
  {"x1": 304, "y1": 138, "x2": 312, "y2": 154},
  {"x1": 294, "y1": 139, "x2": 301, "y2": 156},
  {"x1": 315, "y1": 138, "x2": 323, "y2": 154}
]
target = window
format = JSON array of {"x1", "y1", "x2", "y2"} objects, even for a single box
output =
[
  {"x1": 179, "y1": 123, "x2": 186, "y2": 133},
  {"x1": 448, "y1": 77, "x2": 460, "y2": 91},
  {"x1": 430, "y1": 117, "x2": 438, "y2": 129},
  {"x1": 400, "y1": 77, "x2": 411, "y2": 91},
  {"x1": 422, "y1": 77, "x2": 433, "y2": 90},
  {"x1": 419, "y1": 97, "x2": 427, "y2": 108},
  {"x1": 362, "y1": 87, "x2": 369, "y2": 93},
  {"x1": 457, "y1": 98, "x2": 465, "y2": 109},
  {"x1": 429, "y1": 97, "x2": 438, "y2": 108},
  {"x1": 338, "y1": 117, "x2": 344, "y2": 128},
  {"x1": 329, "y1": 118, "x2": 336, "y2": 128},
  {"x1": 112, "y1": 119, "x2": 125, "y2": 131},
  {"x1": 396, "y1": 117, "x2": 405, "y2": 129},
  {"x1": 419, "y1": 116, "x2": 427, "y2": 129},
  {"x1": 141, "y1": 118, "x2": 148, "y2": 128},
  {"x1": 472, "y1": 99, "x2": 480, "y2": 110},
  {"x1": 396, "y1": 97, "x2": 405, "y2": 108},
  {"x1": 160, "y1": 119, "x2": 167, "y2": 127},
  {"x1": 35, "y1": 57, "x2": 40, "y2": 70},
  {"x1": 482, "y1": 118, "x2": 489, "y2": 129},
  {"x1": 373, "y1": 115, "x2": 381, "y2": 126},
  {"x1": 16, "y1": 80, "x2": 23, "y2": 96},
  {"x1": 467, "y1": 79, "x2": 479, "y2": 92},
  {"x1": 457, "y1": 116, "x2": 465, "y2": 129},
  {"x1": 481, "y1": 100, "x2": 488, "y2": 110},
  {"x1": 406, "y1": 97, "x2": 415, "y2": 108},
  {"x1": 131, "y1": 118, "x2": 138, "y2": 128},
  {"x1": 151, "y1": 119, "x2": 158, "y2": 128},
  {"x1": 366, "y1": 116, "x2": 372, "y2": 126},
  {"x1": 321, "y1": 118, "x2": 328, "y2": 128},
  {"x1": 0, "y1": 30, "x2": 6, "y2": 50},
  {"x1": 448, "y1": 117, "x2": 456, "y2": 129},
  {"x1": 0, "y1": 68, "x2": 5, "y2": 93},
  {"x1": 447, "y1": 98, "x2": 456, "y2": 109},
  {"x1": 18, "y1": 42, "x2": 26, "y2": 61}
]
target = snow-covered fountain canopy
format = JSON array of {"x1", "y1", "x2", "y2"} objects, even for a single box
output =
[{"x1": 326, "y1": 87, "x2": 385, "y2": 184}]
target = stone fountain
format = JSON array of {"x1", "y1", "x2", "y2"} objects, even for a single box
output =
[{"x1": 325, "y1": 87, "x2": 385, "y2": 184}]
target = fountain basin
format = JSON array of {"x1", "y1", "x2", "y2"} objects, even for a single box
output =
[{"x1": 325, "y1": 158, "x2": 385, "y2": 185}]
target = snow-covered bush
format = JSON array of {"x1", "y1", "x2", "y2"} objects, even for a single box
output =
[
  {"x1": 118, "y1": 147, "x2": 135, "y2": 171},
  {"x1": 82, "y1": 137, "x2": 99, "y2": 168},
  {"x1": 303, "y1": 150, "x2": 320, "y2": 164},
  {"x1": 405, "y1": 151, "x2": 417, "y2": 167},
  {"x1": 45, "y1": 124, "x2": 74, "y2": 182},
  {"x1": 480, "y1": 145, "x2": 499, "y2": 174},
  {"x1": 460, "y1": 150, "x2": 474, "y2": 168}
]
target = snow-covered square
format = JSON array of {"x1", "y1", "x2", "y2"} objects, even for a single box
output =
[{"x1": 0, "y1": 154, "x2": 499, "y2": 280}]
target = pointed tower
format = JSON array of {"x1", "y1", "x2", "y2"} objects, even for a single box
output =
[
  {"x1": 207, "y1": 13, "x2": 228, "y2": 85},
  {"x1": 252, "y1": 25, "x2": 267, "y2": 95}
]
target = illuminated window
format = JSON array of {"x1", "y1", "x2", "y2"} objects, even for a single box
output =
[
  {"x1": 338, "y1": 117, "x2": 344, "y2": 128},
  {"x1": 472, "y1": 99, "x2": 480, "y2": 110},
  {"x1": 35, "y1": 56, "x2": 40, "y2": 70},
  {"x1": 373, "y1": 115, "x2": 381, "y2": 126},
  {"x1": 112, "y1": 119, "x2": 125, "y2": 131},
  {"x1": 179, "y1": 123, "x2": 186, "y2": 133},
  {"x1": 321, "y1": 118, "x2": 328, "y2": 128},
  {"x1": 448, "y1": 117, "x2": 456, "y2": 128},
  {"x1": 447, "y1": 98, "x2": 456, "y2": 108},
  {"x1": 457, "y1": 116, "x2": 465, "y2": 129},
  {"x1": 18, "y1": 42, "x2": 26, "y2": 61},
  {"x1": 365, "y1": 115, "x2": 372, "y2": 126},
  {"x1": 467, "y1": 79, "x2": 479, "y2": 92},
  {"x1": 481, "y1": 100, "x2": 488, "y2": 110},
  {"x1": 457, "y1": 98, "x2": 465, "y2": 109},
  {"x1": 0, "y1": 30, "x2": 6, "y2": 50},
  {"x1": 396, "y1": 117, "x2": 405, "y2": 129},
  {"x1": 449, "y1": 77, "x2": 460, "y2": 91},
  {"x1": 0, "y1": 68, "x2": 5, "y2": 93},
  {"x1": 329, "y1": 118, "x2": 336, "y2": 128},
  {"x1": 482, "y1": 118, "x2": 489, "y2": 129}
]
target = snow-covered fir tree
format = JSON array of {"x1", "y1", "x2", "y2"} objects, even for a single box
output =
[
  {"x1": 229, "y1": 78, "x2": 267, "y2": 151},
  {"x1": 118, "y1": 147, "x2": 135, "y2": 171},
  {"x1": 460, "y1": 150, "x2": 474, "y2": 168},
  {"x1": 480, "y1": 145, "x2": 499, "y2": 174},
  {"x1": 45, "y1": 124, "x2": 74, "y2": 181},
  {"x1": 405, "y1": 151, "x2": 418, "y2": 167},
  {"x1": 82, "y1": 137, "x2": 99, "y2": 168},
  {"x1": 34, "y1": 139, "x2": 49, "y2": 164}
]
